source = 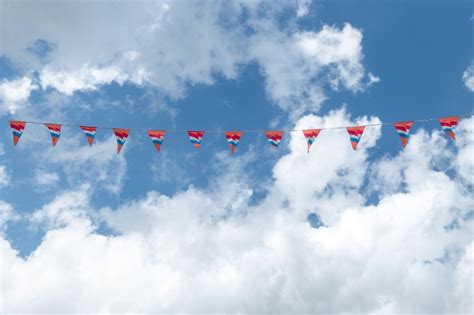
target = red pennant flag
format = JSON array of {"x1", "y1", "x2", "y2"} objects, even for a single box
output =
[
  {"x1": 113, "y1": 128, "x2": 130, "y2": 154},
  {"x1": 438, "y1": 116, "x2": 459, "y2": 140},
  {"x1": 10, "y1": 120, "x2": 26, "y2": 146},
  {"x1": 147, "y1": 130, "x2": 166, "y2": 152},
  {"x1": 45, "y1": 123, "x2": 61, "y2": 147},
  {"x1": 80, "y1": 126, "x2": 97, "y2": 146},
  {"x1": 302, "y1": 129, "x2": 321, "y2": 153},
  {"x1": 188, "y1": 131, "x2": 205, "y2": 149},
  {"x1": 346, "y1": 126, "x2": 365, "y2": 150},
  {"x1": 394, "y1": 121, "x2": 414, "y2": 149},
  {"x1": 265, "y1": 131, "x2": 284, "y2": 149},
  {"x1": 224, "y1": 131, "x2": 242, "y2": 154}
]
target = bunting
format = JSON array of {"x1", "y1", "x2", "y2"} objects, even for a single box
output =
[
  {"x1": 188, "y1": 131, "x2": 205, "y2": 149},
  {"x1": 394, "y1": 121, "x2": 414, "y2": 149},
  {"x1": 45, "y1": 123, "x2": 61, "y2": 146},
  {"x1": 10, "y1": 120, "x2": 26, "y2": 146},
  {"x1": 438, "y1": 116, "x2": 459, "y2": 140},
  {"x1": 225, "y1": 131, "x2": 242, "y2": 154},
  {"x1": 265, "y1": 131, "x2": 284, "y2": 149},
  {"x1": 347, "y1": 126, "x2": 365, "y2": 150},
  {"x1": 147, "y1": 130, "x2": 166, "y2": 152},
  {"x1": 302, "y1": 129, "x2": 321, "y2": 153},
  {"x1": 80, "y1": 126, "x2": 97, "y2": 146},
  {"x1": 113, "y1": 128, "x2": 130, "y2": 154},
  {"x1": 5, "y1": 113, "x2": 470, "y2": 155}
]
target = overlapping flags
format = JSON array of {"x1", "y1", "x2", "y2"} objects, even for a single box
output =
[{"x1": 6, "y1": 115, "x2": 469, "y2": 154}]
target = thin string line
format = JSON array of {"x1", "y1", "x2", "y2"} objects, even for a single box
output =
[{"x1": 11, "y1": 112, "x2": 473, "y2": 133}]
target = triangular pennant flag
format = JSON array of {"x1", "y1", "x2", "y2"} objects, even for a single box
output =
[
  {"x1": 302, "y1": 129, "x2": 321, "y2": 153},
  {"x1": 265, "y1": 131, "x2": 284, "y2": 149},
  {"x1": 394, "y1": 121, "x2": 414, "y2": 149},
  {"x1": 224, "y1": 131, "x2": 242, "y2": 154},
  {"x1": 147, "y1": 130, "x2": 166, "y2": 152},
  {"x1": 188, "y1": 131, "x2": 205, "y2": 149},
  {"x1": 10, "y1": 120, "x2": 26, "y2": 146},
  {"x1": 113, "y1": 128, "x2": 130, "y2": 154},
  {"x1": 45, "y1": 123, "x2": 61, "y2": 146},
  {"x1": 347, "y1": 126, "x2": 365, "y2": 150},
  {"x1": 438, "y1": 116, "x2": 459, "y2": 140},
  {"x1": 80, "y1": 126, "x2": 97, "y2": 146}
]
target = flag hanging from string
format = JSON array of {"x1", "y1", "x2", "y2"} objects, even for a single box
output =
[
  {"x1": 347, "y1": 126, "x2": 365, "y2": 150},
  {"x1": 265, "y1": 131, "x2": 284, "y2": 149},
  {"x1": 113, "y1": 128, "x2": 130, "y2": 154},
  {"x1": 438, "y1": 116, "x2": 459, "y2": 140},
  {"x1": 45, "y1": 123, "x2": 62, "y2": 146},
  {"x1": 80, "y1": 126, "x2": 97, "y2": 146},
  {"x1": 225, "y1": 131, "x2": 242, "y2": 154},
  {"x1": 10, "y1": 120, "x2": 26, "y2": 146},
  {"x1": 147, "y1": 130, "x2": 166, "y2": 152},
  {"x1": 188, "y1": 131, "x2": 205, "y2": 149},
  {"x1": 302, "y1": 129, "x2": 321, "y2": 153},
  {"x1": 394, "y1": 121, "x2": 414, "y2": 149}
]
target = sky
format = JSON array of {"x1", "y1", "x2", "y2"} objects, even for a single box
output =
[{"x1": 0, "y1": 0, "x2": 473, "y2": 313}]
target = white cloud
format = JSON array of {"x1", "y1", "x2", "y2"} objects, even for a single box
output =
[
  {"x1": 462, "y1": 61, "x2": 474, "y2": 92},
  {"x1": 1, "y1": 111, "x2": 472, "y2": 313},
  {"x1": 40, "y1": 134, "x2": 128, "y2": 194},
  {"x1": 296, "y1": 0, "x2": 311, "y2": 18},
  {"x1": 0, "y1": 201, "x2": 16, "y2": 230},
  {"x1": 0, "y1": 76, "x2": 38, "y2": 114},
  {"x1": 34, "y1": 169, "x2": 60, "y2": 188},
  {"x1": 0, "y1": 1, "x2": 376, "y2": 115},
  {"x1": 0, "y1": 165, "x2": 10, "y2": 188}
]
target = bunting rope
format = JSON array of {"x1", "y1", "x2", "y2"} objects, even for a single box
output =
[
  {"x1": 7, "y1": 113, "x2": 473, "y2": 154},
  {"x1": 9, "y1": 113, "x2": 473, "y2": 133}
]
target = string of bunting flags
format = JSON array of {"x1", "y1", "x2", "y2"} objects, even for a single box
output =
[{"x1": 7, "y1": 114, "x2": 470, "y2": 154}]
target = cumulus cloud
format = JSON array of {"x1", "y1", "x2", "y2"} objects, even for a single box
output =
[
  {"x1": 0, "y1": 165, "x2": 10, "y2": 188},
  {"x1": 1, "y1": 111, "x2": 472, "y2": 313},
  {"x1": 0, "y1": 0, "x2": 376, "y2": 114},
  {"x1": 0, "y1": 76, "x2": 38, "y2": 114},
  {"x1": 462, "y1": 61, "x2": 474, "y2": 92}
]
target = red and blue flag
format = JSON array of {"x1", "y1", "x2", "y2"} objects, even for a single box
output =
[
  {"x1": 394, "y1": 121, "x2": 414, "y2": 149},
  {"x1": 302, "y1": 129, "x2": 321, "y2": 153},
  {"x1": 347, "y1": 126, "x2": 365, "y2": 150},
  {"x1": 10, "y1": 120, "x2": 26, "y2": 146},
  {"x1": 80, "y1": 126, "x2": 97, "y2": 146},
  {"x1": 265, "y1": 131, "x2": 284, "y2": 149},
  {"x1": 113, "y1": 128, "x2": 130, "y2": 154},
  {"x1": 438, "y1": 116, "x2": 459, "y2": 140},
  {"x1": 188, "y1": 131, "x2": 205, "y2": 149},
  {"x1": 225, "y1": 131, "x2": 242, "y2": 154},
  {"x1": 45, "y1": 123, "x2": 61, "y2": 146},
  {"x1": 147, "y1": 130, "x2": 166, "y2": 152}
]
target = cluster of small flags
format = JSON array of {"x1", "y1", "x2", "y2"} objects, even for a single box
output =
[{"x1": 7, "y1": 116, "x2": 461, "y2": 154}]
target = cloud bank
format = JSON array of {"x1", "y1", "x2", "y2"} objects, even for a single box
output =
[
  {"x1": 0, "y1": 0, "x2": 377, "y2": 115},
  {"x1": 1, "y1": 111, "x2": 472, "y2": 313}
]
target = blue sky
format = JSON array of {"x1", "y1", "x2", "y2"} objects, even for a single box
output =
[{"x1": 0, "y1": 0, "x2": 473, "y2": 313}]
